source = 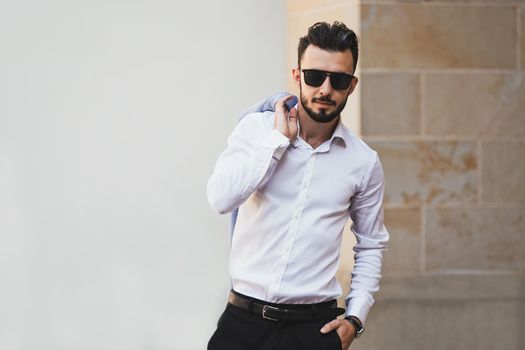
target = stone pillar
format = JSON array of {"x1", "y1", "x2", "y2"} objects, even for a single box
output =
[{"x1": 287, "y1": 1, "x2": 525, "y2": 349}]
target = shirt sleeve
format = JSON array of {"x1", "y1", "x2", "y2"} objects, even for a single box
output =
[
  {"x1": 345, "y1": 152, "x2": 390, "y2": 325},
  {"x1": 207, "y1": 114, "x2": 290, "y2": 214}
]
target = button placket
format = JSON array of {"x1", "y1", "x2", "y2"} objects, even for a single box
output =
[{"x1": 268, "y1": 152, "x2": 317, "y2": 299}]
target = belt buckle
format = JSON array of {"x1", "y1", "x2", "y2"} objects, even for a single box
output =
[{"x1": 262, "y1": 305, "x2": 280, "y2": 321}]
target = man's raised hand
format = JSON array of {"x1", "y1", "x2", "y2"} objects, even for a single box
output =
[{"x1": 274, "y1": 95, "x2": 298, "y2": 142}]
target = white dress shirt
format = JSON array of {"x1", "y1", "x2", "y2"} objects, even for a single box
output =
[{"x1": 207, "y1": 111, "x2": 389, "y2": 324}]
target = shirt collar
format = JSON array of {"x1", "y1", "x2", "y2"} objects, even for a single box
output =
[{"x1": 330, "y1": 117, "x2": 347, "y2": 147}]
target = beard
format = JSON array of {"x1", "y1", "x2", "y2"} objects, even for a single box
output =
[{"x1": 300, "y1": 85, "x2": 348, "y2": 124}]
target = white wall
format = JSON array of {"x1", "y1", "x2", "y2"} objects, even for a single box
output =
[{"x1": 0, "y1": 1, "x2": 285, "y2": 349}]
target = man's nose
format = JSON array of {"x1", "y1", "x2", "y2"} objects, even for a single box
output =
[{"x1": 319, "y1": 75, "x2": 333, "y2": 95}]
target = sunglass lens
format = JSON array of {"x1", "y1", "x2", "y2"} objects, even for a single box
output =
[
  {"x1": 304, "y1": 70, "x2": 326, "y2": 87},
  {"x1": 330, "y1": 74, "x2": 352, "y2": 90}
]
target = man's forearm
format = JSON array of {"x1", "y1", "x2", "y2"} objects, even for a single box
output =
[{"x1": 207, "y1": 124, "x2": 289, "y2": 214}]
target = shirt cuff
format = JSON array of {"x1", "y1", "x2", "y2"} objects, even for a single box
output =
[
  {"x1": 345, "y1": 296, "x2": 373, "y2": 325},
  {"x1": 261, "y1": 130, "x2": 290, "y2": 161}
]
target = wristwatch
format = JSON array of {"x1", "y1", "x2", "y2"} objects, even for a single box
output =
[{"x1": 344, "y1": 315, "x2": 364, "y2": 338}]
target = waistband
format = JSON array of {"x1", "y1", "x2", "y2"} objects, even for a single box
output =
[
  {"x1": 231, "y1": 289, "x2": 338, "y2": 309},
  {"x1": 228, "y1": 290, "x2": 345, "y2": 322}
]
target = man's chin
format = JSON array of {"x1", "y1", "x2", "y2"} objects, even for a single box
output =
[
  {"x1": 310, "y1": 113, "x2": 339, "y2": 123},
  {"x1": 312, "y1": 103, "x2": 336, "y2": 112},
  {"x1": 301, "y1": 95, "x2": 343, "y2": 123},
  {"x1": 312, "y1": 106, "x2": 336, "y2": 116}
]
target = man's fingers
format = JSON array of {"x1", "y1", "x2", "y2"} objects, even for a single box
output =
[
  {"x1": 288, "y1": 107, "x2": 297, "y2": 120},
  {"x1": 276, "y1": 95, "x2": 294, "y2": 109},
  {"x1": 288, "y1": 108, "x2": 298, "y2": 139},
  {"x1": 274, "y1": 95, "x2": 297, "y2": 140},
  {"x1": 320, "y1": 319, "x2": 341, "y2": 334},
  {"x1": 281, "y1": 94, "x2": 294, "y2": 102}
]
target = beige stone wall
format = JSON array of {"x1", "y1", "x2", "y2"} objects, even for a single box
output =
[{"x1": 287, "y1": 0, "x2": 525, "y2": 349}]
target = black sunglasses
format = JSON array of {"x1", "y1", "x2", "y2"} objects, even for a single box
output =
[{"x1": 299, "y1": 69, "x2": 355, "y2": 90}]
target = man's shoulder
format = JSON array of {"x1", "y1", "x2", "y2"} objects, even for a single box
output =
[
  {"x1": 238, "y1": 111, "x2": 274, "y2": 129},
  {"x1": 230, "y1": 111, "x2": 274, "y2": 141}
]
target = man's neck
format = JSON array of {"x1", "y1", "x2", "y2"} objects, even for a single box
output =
[{"x1": 297, "y1": 103, "x2": 339, "y2": 149}]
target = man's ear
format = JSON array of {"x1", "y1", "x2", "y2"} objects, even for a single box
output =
[
  {"x1": 347, "y1": 76, "x2": 359, "y2": 96},
  {"x1": 292, "y1": 68, "x2": 301, "y2": 87}
]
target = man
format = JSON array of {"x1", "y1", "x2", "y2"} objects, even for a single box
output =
[{"x1": 207, "y1": 21, "x2": 389, "y2": 350}]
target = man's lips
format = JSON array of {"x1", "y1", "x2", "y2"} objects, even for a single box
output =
[
  {"x1": 313, "y1": 100, "x2": 334, "y2": 107},
  {"x1": 312, "y1": 97, "x2": 335, "y2": 106}
]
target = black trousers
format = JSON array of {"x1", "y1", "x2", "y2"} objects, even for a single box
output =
[{"x1": 208, "y1": 296, "x2": 342, "y2": 350}]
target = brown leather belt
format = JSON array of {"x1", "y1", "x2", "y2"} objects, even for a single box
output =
[{"x1": 228, "y1": 291, "x2": 345, "y2": 322}]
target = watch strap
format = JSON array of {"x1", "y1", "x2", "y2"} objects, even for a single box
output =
[{"x1": 344, "y1": 315, "x2": 364, "y2": 338}]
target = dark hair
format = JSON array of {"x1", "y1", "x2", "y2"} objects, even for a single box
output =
[{"x1": 297, "y1": 21, "x2": 359, "y2": 73}]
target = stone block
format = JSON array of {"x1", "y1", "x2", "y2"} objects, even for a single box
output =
[
  {"x1": 287, "y1": 0, "x2": 350, "y2": 13},
  {"x1": 481, "y1": 140, "x2": 525, "y2": 203},
  {"x1": 376, "y1": 274, "x2": 525, "y2": 301},
  {"x1": 354, "y1": 299, "x2": 524, "y2": 350},
  {"x1": 522, "y1": 6, "x2": 525, "y2": 69},
  {"x1": 362, "y1": 0, "x2": 419, "y2": 3},
  {"x1": 367, "y1": 141, "x2": 478, "y2": 205},
  {"x1": 426, "y1": 207, "x2": 525, "y2": 270},
  {"x1": 422, "y1": 0, "x2": 525, "y2": 3},
  {"x1": 361, "y1": 4, "x2": 517, "y2": 68},
  {"x1": 362, "y1": 72, "x2": 420, "y2": 136},
  {"x1": 382, "y1": 208, "x2": 421, "y2": 273},
  {"x1": 353, "y1": 274, "x2": 525, "y2": 350},
  {"x1": 425, "y1": 73, "x2": 525, "y2": 136}
]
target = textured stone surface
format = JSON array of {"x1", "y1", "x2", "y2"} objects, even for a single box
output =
[
  {"x1": 421, "y1": 0, "x2": 525, "y2": 3},
  {"x1": 376, "y1": 274, "x2": 525, "y2": 300},
  {"x1": 361, "y1": 4, "x2": 517, "y2": 68},
  {"x1": 362, "y1": 72, "x2": 420, "y2": 136},
  {"x1": 368, "y1": 141, "x2": 478, "y2": 205},
  {"x1": 522, "y1": 6, "x2": 525, "y2": 68},
  {"x1": 287, "y1": 0, "x2": 350, "y2": 12},
  {"x1": 425, "y1": 73, "x2": 525, "y2": 136},
  {"x1": 362, "y1": 0, "x2": 419, "y2": 3},
  {"x1": 352, "y1": 286, "x2": 525, "y2": 350},
  {"x1": 426, "y1": 207, "x2": 525, "y2": 270},
  {"x1": 355, "y1": 299, "x2": 525, "y2": 350},
  {"x1": 382, "y1": 208, "x2": 421, "y2": 273},
  {"x1": 481, "y1": 140, "x2": 525, "y2": 203},
  {"x1": 353, "y1": 274, "x2": 525, "y2": 350}
]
